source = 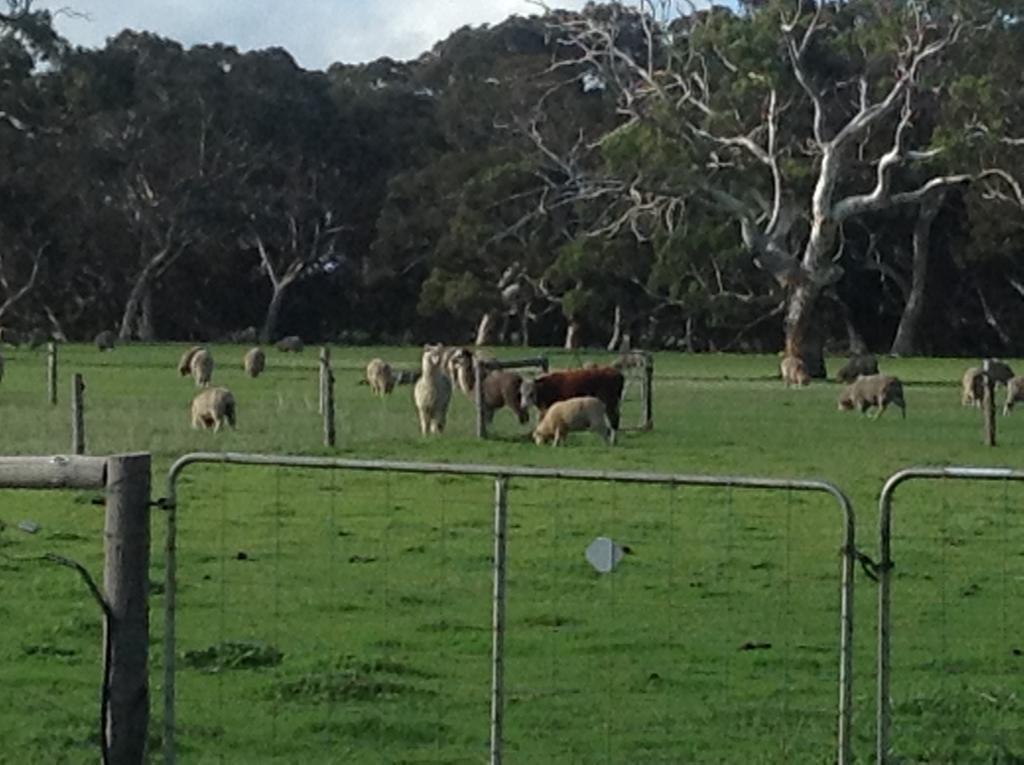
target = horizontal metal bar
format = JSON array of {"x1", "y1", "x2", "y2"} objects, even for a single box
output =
[
  {"x1": 0, "y1": 454, "x2": 108, "y2": 490},
  {"x1": 165, "y1": 451, "x2": 852, "y2": 510}
]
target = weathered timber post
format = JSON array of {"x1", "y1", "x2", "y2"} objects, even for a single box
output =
[
  {"x1": 104, "y1": 452, "x2": 152, "y2": 765},
  {"x1": 983, "y1": 359, "x2": 997, "y2": 447},
  {"x1": 47, "y1": 342, "x2": 58, "y2": 405},
  {"x1": 318, "y1": 346, "x2": 330, "y2": 415},
  {"x1": 323, "y1": 366, "x2": 336, "y2": 447},
  {"x1": 641, "y1": 353, "x2": 654, "y2": 431},
  {"x1": 71, "y1": 373, "x2": 85, "y2": 455}
]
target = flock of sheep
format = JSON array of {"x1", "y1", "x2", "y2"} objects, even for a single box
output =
[
  {"x1": 364, "y1": 345, "x2": 625, "y2": 446},
  {"x1": 780, "y1": 352, "x2": 1024, "y2": 418}
]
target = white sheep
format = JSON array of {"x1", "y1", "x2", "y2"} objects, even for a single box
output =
[
  {"x1": 243, "y1": 347, "x2": 266, "y2": 378},
  {"x1": 442, "y1": 347, "x2": 475, "y2": 396},
  {"x1": 413, "y1": 344, "x2": 453, "y2": 435},
  {"x1": 365, "y1": 357, "x2": 395, "y2": 396},
  {"x1": 190, "y1": 348, "x2": 214, "y2": 387},
  {"x1": 178, "y1": 346, "x2": 204, "y2": 376},
  {"x1": 780, "y1": 355, "x2": 810, "y2": 388},
  {"x1": 533, "y1": 396, "x2": 613, "y2": 446},
  {"x1": 961, "y1": 366, "x2": 984, "y2": 407},
  {"x1": 191, "y1": 386, "x2": 236, "y2": 432}
]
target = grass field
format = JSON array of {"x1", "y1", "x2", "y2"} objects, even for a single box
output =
[{"x1": 1, "y1": 343, "x2": 1023, "y2": 763}]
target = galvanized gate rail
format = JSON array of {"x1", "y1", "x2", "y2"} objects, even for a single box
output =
[
  {"x1": 163, "y1": 451, "x2": 858, "y2": 765},
  {"x1": 876, "y1": 466, "x2": 1024, "y2": 765}
]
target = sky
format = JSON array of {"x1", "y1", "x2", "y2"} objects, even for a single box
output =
[{"x1": 37, "y1": 1, "x2": 591, "y2": 71}]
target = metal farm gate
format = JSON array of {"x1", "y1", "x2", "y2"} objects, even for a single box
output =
[{"x1": 160, "y1": 452, "x2": 858, "y2": 764}]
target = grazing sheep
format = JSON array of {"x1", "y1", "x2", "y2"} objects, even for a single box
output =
[
  {"x1": 275, "y1": 335, "x2": 304, "y2": 353},
  {"x1": 961, "y1": 366, "x2": 984, "y2": 407},
  {"x1": 190, "y1": 386, "x2": 236, "y2": 432},
  {"x1": 94, "y1": 330, "x2": 116, "y2": 352},
  {"x1": 780, "y1": 355, "x2": 810, "y2": 387},
  {"x1": 190, "y1": 348, "x2": 214, "y2": 387},
  {"x1": 243, "y1": 347, "x2": 266, "y2": 378},
  {"x1": 838, "y1": 374, "x2": 906, "y2": 419},
  {"x1": 365, "y1": 357, "x2": 395, "y2": 396},
  {"x1": 413, "y1": 344, "x2": 453, "y2": 435},
  {"x1": 1003, "y1": 376, "x2": 1024, "y2": 415},
  {"x1": 533, "y1": 396, "x2": 613, "y2": 446},
  {"x1": 836, "y1": 354, "x2": 879, "y2": 384},
  {"x1": 521, "y1": 366, "x2": 625, "y2": 432},
  {"x1": 480, "y1": 370, "x2": 530, "y2": 426},
  {"x1": 178, "y1": 346, "x2": 205, "y2": 376}
]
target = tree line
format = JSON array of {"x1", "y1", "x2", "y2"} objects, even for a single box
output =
[{"x1": 2, "y1": 0, "x2": 1024, "y2": 359}]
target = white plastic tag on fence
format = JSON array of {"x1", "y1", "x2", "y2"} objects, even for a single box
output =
[{"x1": 586, "y1": 536, "x2": 625, "y2": 574}]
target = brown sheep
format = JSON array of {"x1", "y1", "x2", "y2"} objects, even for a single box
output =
[
  {"x1": 838, "y1": 374, "x2": 906, "y2": 419},
  {"x1": 780, "y1": 356, "x2": 810, "y2": 387},
  {"x1": 961, "y1": 366, "x2": 984, "y2": 407},
  {"x1": 365, "y1": 357, "x2": 395, "y2": 396},
  {"x1": 190, "y1": 386, "x2": 236, "y2": 432},
  {"x1": 190, "y1": 349, "x2": 214, "y2": 387},
  {"x1": 533, "y1": 396, "x2": 613, "y2": 446},
  {"x1": 1003, "y1": 376, "x2": 1024, "y2": 415},
  {"x1": 480, "y1": 370, "x2": 530, "y2": 426},
  {"x1": 243, "y1": 347, "x2": 266, "y2": 378},
  {"x1": 836, "y1": 354, "x2": 879, "y2": 384}
]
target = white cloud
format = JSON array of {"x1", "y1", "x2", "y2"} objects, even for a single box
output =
[{"x1": 39, "y1": 0, "x2": 590, "y2": 70}]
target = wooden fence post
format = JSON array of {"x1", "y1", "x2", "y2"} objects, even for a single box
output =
[
  {"x1": 47, "y1": 342, "x2": 58, "y2": 405},
  {"x1": 103, "y1": 452, "x2": 152, "y2": 764},
  {"x1": 641, "y1": 353, "x2": 654, "y2": 430},
  {"x1": 475, "y1": 357, "x2": 488, "y2": 439},
  {"x1": 71, "y1": 373, "x2": 85, "y2": 455},
  {"x1": 323, "y1": 366, "x2": 336, "y2": 447},
  {"x1": 318, "y1": 346, "x2": 330, "y2": 415},
  {"x1": 983, "y1": 359, "x2": 997, "y2": 447}
]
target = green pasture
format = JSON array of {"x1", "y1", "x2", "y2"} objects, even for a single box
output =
[{"x1": 1, "y1": 343, "x2": 1023, "y2": 763}]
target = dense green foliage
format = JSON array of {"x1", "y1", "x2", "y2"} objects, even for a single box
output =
[
  {"x1": 1, "y1": 344, "x2": 1024, "y2": 761},
  {"x1": 2, "y1": 0, "x2": 1024, "y2": 353}
]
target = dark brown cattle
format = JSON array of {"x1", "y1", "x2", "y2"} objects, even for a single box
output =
[{"x1": 520, "y1": 366, "x2": 625, "y2": 431}]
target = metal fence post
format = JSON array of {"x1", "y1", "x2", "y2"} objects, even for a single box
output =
[
  {"x1": 319, "y1": 346, "x2": 330, "y2": 415},
  {"x1": 490, "y1": 476, "x2": 509, "y2": 765},
  {"x1": 71, "y1": 373, "x2": 85, "y2": 455},
  {"x1": 104, "y1": 452, "x2": 152, "y2": 764}
]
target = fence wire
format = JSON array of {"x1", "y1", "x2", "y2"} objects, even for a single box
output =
[
  {"x1": 877, "y1": 467, "x2": 1024, "y2": 765},
  {"x1": 163, "y1": 452, "x2": 856, "y2": 764}
]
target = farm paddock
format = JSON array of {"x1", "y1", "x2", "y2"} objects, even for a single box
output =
[{"x1": 1, "y1": 344, "x2": 1024, "y2": 762}]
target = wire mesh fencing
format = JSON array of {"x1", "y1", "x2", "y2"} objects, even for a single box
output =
[
  {"x1": 877, "y1": 467, "x2": 1024, "y2": 765},
  {"x1": 161, "y1": 453, "x2": 857, "y2": 764}
]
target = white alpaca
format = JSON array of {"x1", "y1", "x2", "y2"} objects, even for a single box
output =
[{"x1": 413, "y1": 345, "x2": 452, "y2": 435}]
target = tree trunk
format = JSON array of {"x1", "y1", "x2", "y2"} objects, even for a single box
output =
[
  {"x1": 890, "y1": 191, "x2": 944, "y2": 357},
  {"x1": 475, "y1": 311, "x2": 497, "y2": 346},
  {"x1": 783, "y1": 282, "x2": 827, "y2": 378},
  {"x1": 564, "y1": 320, "x2": 582, "y2": 349},
  {"x1": 518, "y1": 306, "x2": 530, "y2": 347},
  {"x1": 118, "y1": 273, "x2": 152, "y2": 341},
  {"x1": 607, "y1": 304, "x2": 623, "y2": 351},
  {"x1": 260, "y1": 285, "x2": 288, "y2": 344},
  {"x1": 137, "y1": 286, "x2": 155, "y2": 342}
]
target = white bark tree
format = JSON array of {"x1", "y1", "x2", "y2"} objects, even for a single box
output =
[{"x1": 540, "y1": 0, "x2": 1001, "y2": 371}]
